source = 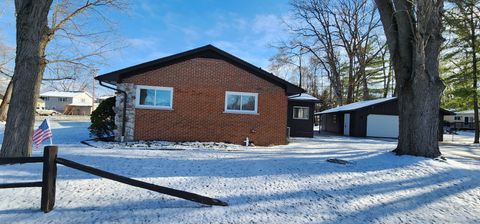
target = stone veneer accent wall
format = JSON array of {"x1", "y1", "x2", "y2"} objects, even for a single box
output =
[{"x1": 114, "y1": 83, "x2": 136, "y2": 141}]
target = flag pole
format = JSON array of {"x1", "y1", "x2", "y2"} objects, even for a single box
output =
[{"x1": 47, "y1": 118, "x2": 53, "y2": 145}]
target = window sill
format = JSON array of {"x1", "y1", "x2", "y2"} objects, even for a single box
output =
[
  {"x1": 136, "y1": 106, "x2": 173, "y2": 110},
  {"x1": 223, "y1": 111, "x2": 259, "y2": 115}
]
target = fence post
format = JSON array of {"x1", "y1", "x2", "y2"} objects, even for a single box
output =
[{"x1": 41, "y1": 146, "x2": 58, "y2": 213}]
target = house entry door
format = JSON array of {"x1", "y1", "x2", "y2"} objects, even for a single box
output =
[{"x1": 343, "y1": 113, "x2": 350, "y2": 136}]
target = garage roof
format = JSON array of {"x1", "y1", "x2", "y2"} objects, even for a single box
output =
[
  {"x1": 317, "y1": 97, "x2": 396, "y2": 114},
  {"x1": 316, "y1": 97, "x2": 455, "y2": 115},
  {"x1": 288, "y1": 93, "x2": 321, "y2": 102}
]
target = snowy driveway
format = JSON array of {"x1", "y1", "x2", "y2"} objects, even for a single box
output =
[{"x1": 0, "y1": 122, "x2": 479, "y2": 223}]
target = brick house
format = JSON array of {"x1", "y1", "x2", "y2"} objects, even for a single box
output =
[{"x1": 95, "y1": 45, "x2": 318, "y2": 145}]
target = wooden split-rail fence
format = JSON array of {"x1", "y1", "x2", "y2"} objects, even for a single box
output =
[{"x1": 0, "y1": 146, "x2": 228, "y2": 213}]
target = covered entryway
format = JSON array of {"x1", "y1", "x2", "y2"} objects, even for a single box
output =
[{"x1": 366, "y1": 114, "x2": 398, "y2": 138}]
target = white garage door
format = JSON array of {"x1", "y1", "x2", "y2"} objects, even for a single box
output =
[{"x1": 367, "y1": 114, "x2": 399, "y2": 138}]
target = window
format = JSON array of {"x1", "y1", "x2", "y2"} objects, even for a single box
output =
[
  {"x1": 333, "y1": 115, "x2": 337, "y2": 123},
  {"x1": 58, "y1": 97, "x2": 68, "y2": 102},
  {"x1": 43, "y1": 97, "x2": 49, "y2": 101},
  {"x1": 135, "y1": 85, "x2": 173, "y2": 109},
  {"x1": 454, "y1": 116, "x2": 461, "y2": 121},
  {"x1": 81, "y1": 98, "x2": 86, "y2": 103},
  {"x1": 293, "y1": 106, "x2": 309, "y2": 120},
  {"x1": 225, "y1": 91, "x2": 258, "y2": 114}
]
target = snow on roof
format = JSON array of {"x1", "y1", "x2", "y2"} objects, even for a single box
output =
[
  {"x1": 456, "y1": 110, "x2": 477, "y2": 114},
  {"x1": 97, "y1": 95, "x2": 115, "y2": 99},
  {"x1": 40, "y1": 91, "x2": 91, "y2": 98},
  {"x1": 317, "y1": 97, "x2": 396, "y2": 114},
  {"x1": 67, "y1": 103, "x2": 93, "y2": 107},
  {"x1": 288, "y1": 93, "x2": 320, "y2": 101}
]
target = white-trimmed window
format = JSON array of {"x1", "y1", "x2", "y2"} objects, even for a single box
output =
[
  {"x1": 136, "y1": 85, "x2": 173, "y2": 109},
  {"x1": 225, "y1": 91, "x2": 258, "y2": 114},
  {"x1": 293, "y1": 106, "x2": 309, "y2": 120}
]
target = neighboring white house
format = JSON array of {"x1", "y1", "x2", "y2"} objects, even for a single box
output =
[
  {"x1": 40, "y1": 91, "x2": 94, "y2": 115},
  {"x1": 444, "y1": 110, "x2": 476, "y2": 130}
]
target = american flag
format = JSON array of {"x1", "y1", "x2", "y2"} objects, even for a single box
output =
[{"x1": 32, "y1": 119, "x2": 52, "y2": 146}]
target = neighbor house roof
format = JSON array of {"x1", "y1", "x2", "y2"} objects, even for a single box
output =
[
  {"x1": 67, "y1": 103, "x2": 93, "y2": 107},
  {"x1": 455, "y1": 110, "x2": 477, "y2": 114},
  {"x1": 95, "y1": 44, "x2": 304, "y2": 95},
  {"x1": 97, "y1": 95, "x2": 115, "y2": 99},
  {"x1": 40, "y1": 91, "x2": 92, "y2": 98},
  {"x1": 316, "y1": 97, "x2": 455, "y2": 115},
  {"x1": 317, "y1": 97, "x2": 396, "y2": 114},
  {"x1": 288, "y1": 93, "x2": 321, "y2": 103}
]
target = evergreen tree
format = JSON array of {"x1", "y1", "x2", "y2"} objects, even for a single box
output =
[{"x1": 443, "y1": 0, "x2": 480, "y2": 143}]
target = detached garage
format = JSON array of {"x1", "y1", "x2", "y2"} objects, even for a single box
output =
[
  {"x1": 366, "y1": 114, "x2": 398, "y2": 138},
  {"x1": 316, "y1": 97, "x2": 453, "y2": 140}
]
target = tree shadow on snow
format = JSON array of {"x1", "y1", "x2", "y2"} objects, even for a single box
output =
[
  {"x1": 1, "y1": 135, "x2": 478, "y2": 222},
  {"x1": 0, "y1": 197, "x2": 206, "y2": 224},
  {"x1": 1, "y1": 141, "x2": 431, "y2": 182},
  {"x1": 221, "y1": 167, "x2": 479, "y2": 223}
]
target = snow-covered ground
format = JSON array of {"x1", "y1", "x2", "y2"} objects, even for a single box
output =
[
  {"x1": 0, "y1": 121, "x2": 479, "y2": 223},
  {"x1": 443, "y1": 130, "x2": 476, "y2": 144},
  {"x1": 0, "y1": 119, "x2": 91, "y2": 145},
  {"x1": 87, "y1": 139, "x2": 245, "y2": 151}
]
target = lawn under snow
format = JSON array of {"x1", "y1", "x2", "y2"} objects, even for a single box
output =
[{"x1": 0, "y1": 121, "x2": 479, "y2": 223}]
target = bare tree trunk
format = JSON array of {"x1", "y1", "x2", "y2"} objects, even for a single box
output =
[
  {"x1": 473, "y1": 79, "x2": 479, "y2": 143},
  {"x1": 470, "y1": 4, "x2": 479, "y2": 144},
  {"x1": 381, "y1": 49, "x2": 391, "y2": 98},
  {"x1": 346, "y1": 59, "x2": 355, "y2": 104},
  {"x1": 362, "y1": 75, "x2": 369, "y2": 100},
  {"x1": 376, "y1": 0, "x2": 445, "y2": 158},
  {"x1": 0, "y1": 80, "x2": 13, "y2": 121},
  {"x1": 0, "y1": 0, "x2": 53, "y2": 157},
  {"x1": 390, "y1": 60, "x2": 397, "y2": 97}
]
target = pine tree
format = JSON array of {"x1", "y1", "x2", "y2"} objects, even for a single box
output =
[{"x1": 443, "y1": 0, "x2": 480, "y2": 143}]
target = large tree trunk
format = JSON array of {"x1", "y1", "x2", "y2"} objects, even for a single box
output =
[
  {"x1": 0, "y1": 0, "x2": 53, "y2": 157},
  {"x1": 0, "y1": 80, "x2": 13, "y2": 121},
  {"x1": 376, "y1": 0, "x2": 445, "y2": 158}
]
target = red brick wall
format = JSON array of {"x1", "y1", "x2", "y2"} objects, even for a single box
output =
[{"x1": 122, "y1": 57, "x2": 288, "y2": 146}]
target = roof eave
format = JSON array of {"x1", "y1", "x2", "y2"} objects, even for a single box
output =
[
  {"x1": 95, "y1": 44, "x2": 303, "y2": 93},
  {"x1": 288, "y1": 99, "x2": 321, "y2": 103}
]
